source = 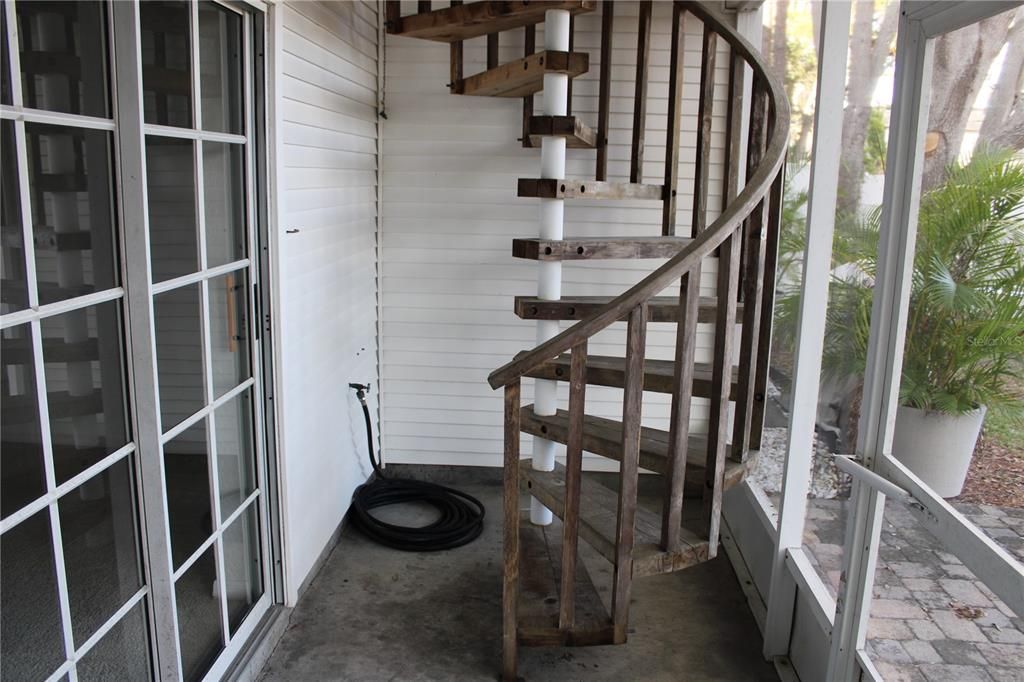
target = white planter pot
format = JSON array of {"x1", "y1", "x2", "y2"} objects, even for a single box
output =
[{"x1": 892, "y1": 405, "x2": 987, "y2": 498}]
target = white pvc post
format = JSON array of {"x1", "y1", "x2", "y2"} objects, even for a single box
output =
[{"x1": 531, "y1": 8, "x2": 571, "y2": 526}]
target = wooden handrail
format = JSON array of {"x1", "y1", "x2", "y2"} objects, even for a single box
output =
[{"x1": 487, "y1": 1, "x2": 790, "y2": 390}]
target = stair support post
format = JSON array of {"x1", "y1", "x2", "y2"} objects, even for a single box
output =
[
  {"x1": 503, "y1": 379, "x2": 522, "y2": 682},
  {"x1": 530, "y1": 7, "x2": 572, "y2": 526},
  {"x1": 558, "y1": 341, "x2": 587, "y2": 630}
]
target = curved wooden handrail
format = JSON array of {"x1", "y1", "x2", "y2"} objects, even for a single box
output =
[{"x1": 488, "y1": 1, "x2": 790, "y2": 390}]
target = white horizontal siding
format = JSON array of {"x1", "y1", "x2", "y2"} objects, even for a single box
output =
[
  {"x1": 275, "y1": 0, "x2": 380, "y2": 603},
  {"x1": 381, "y1": 2, "x2": 734, "y2": 468}
]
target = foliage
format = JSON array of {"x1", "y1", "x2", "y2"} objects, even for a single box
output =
[
  {"x1": 774, "y1": 149, "x2": 1024, "y2": 417},
  {"x1": 863, "y1": 108, "x2": 888, "y2": 175}
]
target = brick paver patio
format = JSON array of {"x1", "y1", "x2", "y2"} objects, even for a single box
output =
[{"x1": 802, "y1": 498, "x2": 1024, "y2": 681}]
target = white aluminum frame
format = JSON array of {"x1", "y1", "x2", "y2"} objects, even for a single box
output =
[{"x1": 0, "y1": 2, "x2": 278, "y2": 680}]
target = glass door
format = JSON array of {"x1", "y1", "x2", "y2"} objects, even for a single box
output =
[{"x1": 0, "y1": 1, "x2": 274, "y2": 680}]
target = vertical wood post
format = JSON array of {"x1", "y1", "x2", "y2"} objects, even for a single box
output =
[
  {"x1": 595, "y1": 2, "x2": 613, "y2": 179},
  {"x1": 629, "y1": 0, "x2": 652, "y2": 184},
  {"x1": 705, "y1": 231, "x2": 741, "y2": 558},
  {"x1": 521, "y1": 25, "x2": 536, "y2": 148},
  {"x1": 691, "y1": 25, "x2": 717, "y2": 238},
  {"x1": 558, "y1": 342, "x2": 587, "y2": 630},
  {"x1": 487, "y1": 32, "x2": 499, "y2": 70},
  {"x1": 502, "y1": 379, "x2": 521, "y2": 682},
  {"x1": 661, "y1": 4, "x2": 685, "y2": 236},
  {"x1": 418, "y1": 1, "x2": 432, "y2": 14},
  {"x1": 723, "y1": 51, "x2": 745, "y2": 208},
  {"x1": 449, "y1": 1, "x2": 463, "y2": 89},
  {"x1": 661, "y1": 265, "x2": 701, "y2": 551},
  {"x1": 566, "y1": 14, "x2": 575, "y2": 115},
  {"x1": 732, "y1": 78, "x2": 769, "y2": 460},
  {"x1": 385, "y1": 1, "x2": 400, "y2": 27},
  {"x1": 612, "y1": 305, "x2": 647, "y2": 643}
]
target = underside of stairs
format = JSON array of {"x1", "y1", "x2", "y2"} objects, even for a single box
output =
[{"x1": 386, "y1": 1, "x2": 788, "y2": 679}]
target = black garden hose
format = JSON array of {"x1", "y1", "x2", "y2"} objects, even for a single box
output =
[{"x1": 348, "y1": 384, "x2": 485, "y2": 551}]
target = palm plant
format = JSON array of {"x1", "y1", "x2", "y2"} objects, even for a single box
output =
[{"x1": 776, "y1": 148, "x2": 1024, "y2": 423}]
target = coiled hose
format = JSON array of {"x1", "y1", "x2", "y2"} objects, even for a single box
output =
[{"x1": 348, "y1": 384, "x2": 485, "y2": 551}]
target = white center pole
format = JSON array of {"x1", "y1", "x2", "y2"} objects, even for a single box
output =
[{"x1": 531, "y1": 8, "x2": 571, "y2": 526}]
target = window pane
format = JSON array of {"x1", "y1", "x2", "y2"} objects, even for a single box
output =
[
  {"x1": 164, "y1": 419, "x2": 211, "y2": 569},
  {"x1": 203, "y1": 142, "x2": 245, "y2": 267},
  {"x1": 155, "y1": 283, "x2": 204, "y2": 430},
  {"x1": 209, "y1": 270, "x2": 250, "y2": 398},
  {"x1": 175, "y1": 545, "x2": 223, "y2": 682},
  {"x1": 42, "y1": 300, "x2": 129, "y2": 484},
  {"x1": 224, "y1": 502, "x2": 261, "y2": 635},
  {"x1": 141, "y1": 1, "x2": 192, "y2": 128},
  {"x1": 59, "y1": 456, "x2": 144, "y2": 645},
  {"x1": 26, "y1": 123, "x2": 118, "y2": 305},
  {"x1": 1, "y1": 324, "x2": 46, "y2": 519},
  {"x1": 16, "y1": 1, "x2": 110, "y2": 118},
  {"x1": 146, "y1": 137, "x2": 199, "y2": 283},
  {"x1": 199, "y1": 2, "x2": 243, "y2": 135},
  {"x1": 2, "y1": 119, "x2": 29, "y2": 313},
  {"x1": 0, "y1": 510, "x2": 66, "y2": 680},
  {"x1": 76, "y1": 599, "x2": 152, "y2": 681},
  {"x1": 216, "y1": 389, "x2": 255, "y2": 521}
]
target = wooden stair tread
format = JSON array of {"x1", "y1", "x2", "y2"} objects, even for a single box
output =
[
  {"x1": 519, "y1": 405, "x2": 752, "y2": 491},
  {"x1": 454, "y1": 51, "x2": 588, "y2": 98},
  {"x1": 524, "y1": 353, "x2": 737, "y2": 399},
  {"x1": 388, "y1": 1, "x2": 595, "y2": 42},
  {"x1": 526, "y1": 115, "x2": 596, "y2": 149},
  {"x1": 513, "y1": 236, "x2": 691, "y2": 261},
  {"x1": 517, "y1": 511, "x2": 615, "y2": 647},
  {"x1": 518, "y1": 178, "x2": 663, "y2": 200},
  {"x1": 514, "y1": 295, "x2": 742, "y2": 323},
  {"x1": 521, "y1": 462, "x2": 710, "y2": 578}
]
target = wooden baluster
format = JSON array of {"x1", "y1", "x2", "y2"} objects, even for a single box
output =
[
  {"x1": 487, "y1": 32, "x2": 499, "y2": 70},
  {"x1": 502, "y1": 379, "x2": 521, "y2": 682},
  {"x1": 449, "y1": 1, "x2": 464, "y2": 92},
  {"x1": 385, "y1": 1, "x2": 400, "y2": 27},
  {"x1": 612, "y1": 304, "x2": 647, "y2": 643},
  {"x1": 732, "y1": 77, "x2": 769, "y2": 461},
  {"x1": 629, "y1": 0, "x2": 652, "y2": 184},
  {"x1": 595, "y1": 1, "x2": 614, "y2": 180},
  {"x1": 661, "y1": 4, "x2": 685, "y2": 236},
  {"x1": 566, "y1": 14, "x2": 576, "y2": 115},
  {"x1": 521, "y1": 25, "x2": 536, "y2": 148},
  {"x1": 418, "y1": 0, "x2": 432, "y2": 13},
  {"x1": 692, "y1": 25, "x2": 717, "y2": 238},
  {"x1": 662, "y1": 264, "x2": 701, "y2": 551},
  {"x1": 705, "y1": 229, "x2": 741, "y2": 559},
  {"x1": 723, "y1": 50, "x2": 745, "y2": 208},
  {"x1": 749, "y1": 169, "x2": 786, "y2": 452},
  {"x1": 558, "y1": 341, "x2": 587, "y2": 630}
]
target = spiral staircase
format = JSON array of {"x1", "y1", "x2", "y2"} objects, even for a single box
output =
[{"x1": 386, "y1": 1, "x2": 789, "y2": 678}]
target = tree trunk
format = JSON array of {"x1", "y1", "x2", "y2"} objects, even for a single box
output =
[
  {"x1": 836, "y1": 0, "x2": 899, "y2": 217},
  {"x1": 772, "y1": 0, "x2": 787, "y2": 81},
  {"x1": 922, "y1": 13, "x2": 1015, "y2": 191},
  {"x1": 978, "y1": 9, "x2": 1024, "y2": 152}
]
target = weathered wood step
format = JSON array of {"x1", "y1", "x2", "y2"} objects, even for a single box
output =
[
  {"x1": 516, "y1": 510, "x2": 615, "y2": 647},
  {"x1": 521, "y1": 461, "x2": 711, "y2": 578},
  {"x1": 526, "y1": 115, "x2": 596, "y2": 148},
  {"x1": 518, "y1": 178, "x2": 663, "y2": 200},
  {"x1": 514, "y1": 295, "x2": 741, "y2": 323},
  {"x1": 453, "y1": 51, "x2": 588, "y2": 97},
  {"x1": 512, "y1": 236, "x2": 691, "y2": 261},
  {"x1": 387, "y1": 1, "x2": 595, "y2": 42},
  {"x1": 519, "y1": 406, "x2": 752, "y2": 492},
  {"x1": 523, "y1": 354, "x2": 737, "y2": 400}
]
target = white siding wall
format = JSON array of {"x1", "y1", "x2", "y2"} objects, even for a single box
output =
[
  {"x1": 274, "y1": 0, "x2": 380, "y2": 603},
  {"x1": 381, "y1": 2, "x2": 733, "y2": 468}
]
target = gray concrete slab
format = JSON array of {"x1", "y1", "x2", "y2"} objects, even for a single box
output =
[{"x1": 259, "y1": 480, "x2": 777, "y2": 681}]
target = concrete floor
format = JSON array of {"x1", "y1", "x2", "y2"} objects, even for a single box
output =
[{"x1": 260, "y1": 477, "x2": 778, "y2": 681}]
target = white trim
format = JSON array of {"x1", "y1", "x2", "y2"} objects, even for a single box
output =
[
  {"x1": 0, "y1": 106, "x2": 116, "y2": 130},
  {"x1": 0, "y1": 287, "x2": 126, "y2": 330},
  {"x1": 144, "y1": 123, "x2": 247, "y2": 145},
  {"x1": 151, "y1": 260, "x2": 250, "y2": 296},
  {"x1": 880, "y1": 455, "x2": 1024, "y2": 616},
  {"x1": 160, "y1": 378, "x2": 255, "y2": 443},
  {"x1": 173, "y1": 490, "x2": 260, "y2": 582},
  {"x1": 763, "y1": 0, "x2": 852, "y2": 657},
  {"x1": 785, "y1": 547, "x2": 836, "y2": 635}
]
